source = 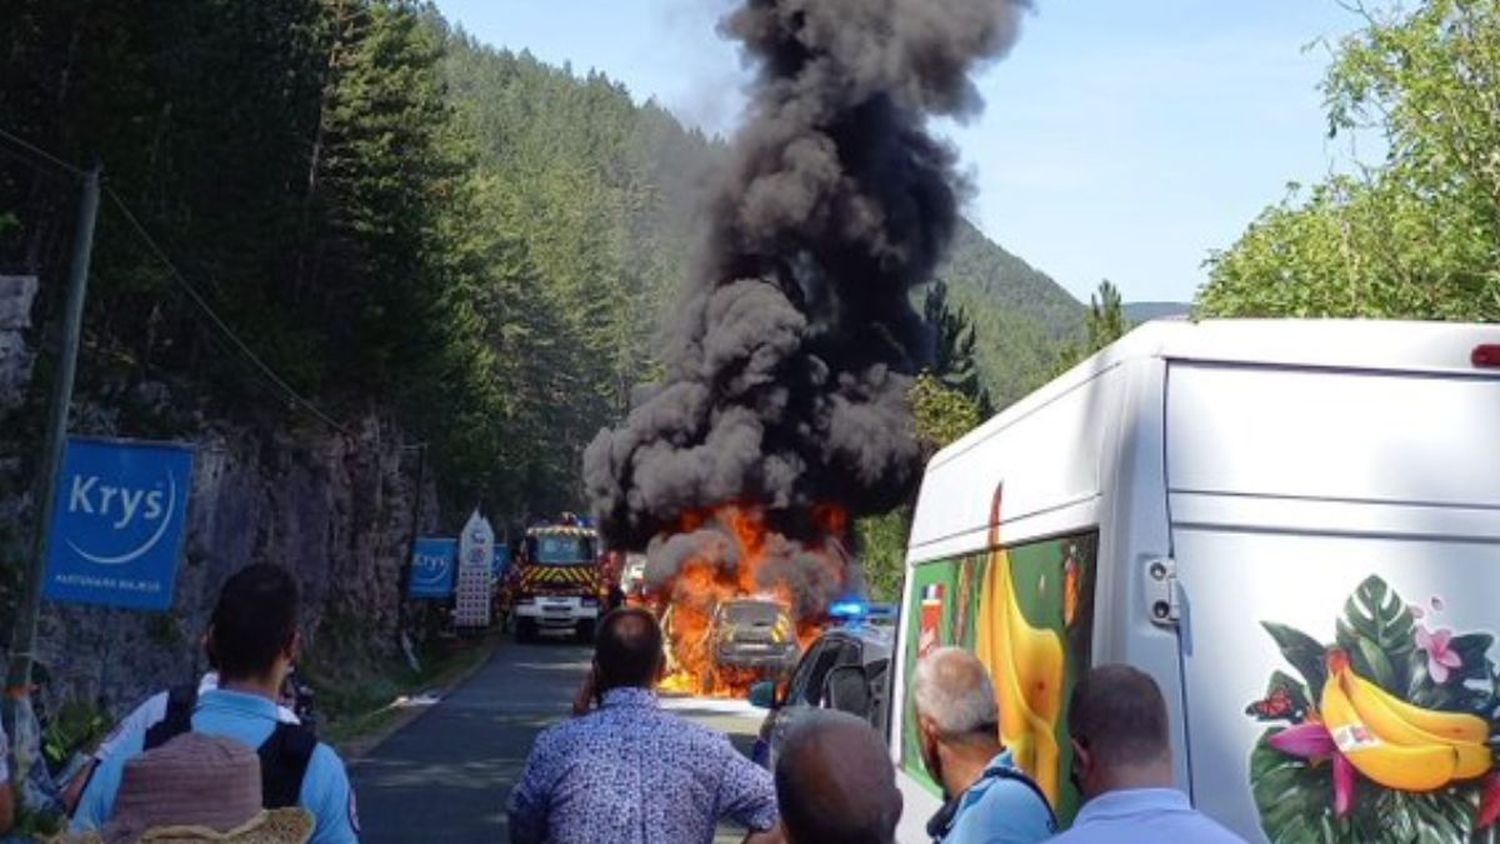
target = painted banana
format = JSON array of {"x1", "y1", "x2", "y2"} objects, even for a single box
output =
[
  {"x1": 1331, "y1": 652, "x2": 1492, "y2": 781},
  {"x1": 1321, "y1": 669, "x2": 1459, "y2": 791},
  {"x1": 1319, "y1": 651, "x2": 1493, "y2": 790},
  {"x1": 1339, "y1": 662, "x2": 1490, "y2": 746},
  {"x1": 977, "y1": 546, "x2": 1066, "y2": 803}
]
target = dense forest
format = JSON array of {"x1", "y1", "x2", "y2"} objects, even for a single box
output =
[{"x1": 0, "y1": 0, "x2": 1084, "y2": 526}]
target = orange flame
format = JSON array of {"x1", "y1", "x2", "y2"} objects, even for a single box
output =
[{"x1": 649, "y1": 504, "x2": 851, "y2": 698}]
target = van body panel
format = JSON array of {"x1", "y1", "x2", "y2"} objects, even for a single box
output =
[
  {"x1": 1170, "y1": 525, "x2": 1500, "y2": 840},
  {"x1": 1167, "y1": 363, "x2": 1500, "y2": 508},
  {"x1": 907, "y1": 367, "x2": 1119, "y2": 563}
]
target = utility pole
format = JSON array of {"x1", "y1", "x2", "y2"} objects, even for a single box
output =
[{"x1": 3, "y1": 163, "x2": 101, "y2": 780}]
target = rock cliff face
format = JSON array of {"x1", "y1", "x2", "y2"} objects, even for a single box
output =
[
  {"x1": 0, "y1": 276, "x2": 37, "y2": 406},
  {"x1": 0, "y1": 279, "x2": 436, "y2": 716}
]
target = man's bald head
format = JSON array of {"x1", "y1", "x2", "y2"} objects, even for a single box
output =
[
  {"x1": 775, "y1": 710, "x2": 902, "y2": 844},
  {"x1": 594, "y1": 607, "x2": 663, "y2": 690}
]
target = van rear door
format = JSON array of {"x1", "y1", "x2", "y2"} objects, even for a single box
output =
[{"x1": 1165, "y1": 360, "x2": 1500, "y2": 842}]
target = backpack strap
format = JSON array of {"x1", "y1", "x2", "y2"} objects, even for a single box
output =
[
  {"x1": 143, "y1": 684, "x2": 198, "y2": 750},
  {"x1": 981, "y1": 763, "x2": 1059, "y2": 830},
  {"x1": 258, "y1": 722, "x2": 318, "y2": 809}
]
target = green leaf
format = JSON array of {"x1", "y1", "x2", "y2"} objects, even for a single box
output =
[
  {"x1": 1408, "y1": 634, "x2": 1499, "y2": 715},
  {"x1": 1337, "y1": 575, "x2": 1415, "y2": 695},
  {"x1": 1264, "y1": 621, "x2": 1330, "y2": 697},
  {"x1": 1250, "y1": 732, "x2": 1338, "y2": 844}
]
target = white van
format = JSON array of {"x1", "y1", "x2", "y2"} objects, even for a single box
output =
[{"x1": 891, "y1": 319, "x2": 1500, "y2": 843}]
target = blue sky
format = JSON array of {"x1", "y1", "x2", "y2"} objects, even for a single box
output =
[{"x1": 434, "y1": 1, "x2": 1377, "y2": 304}]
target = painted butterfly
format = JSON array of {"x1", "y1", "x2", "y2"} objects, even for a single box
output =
[{"x1": 1244, "y1": 686, "x2": 1305, "y2": 722}]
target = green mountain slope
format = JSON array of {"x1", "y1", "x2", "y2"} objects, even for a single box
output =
[
  {"x1": 1124, "y1": 301, "x2": 1191, "y2": 323},
  {"x1": 442, "y1": 35, "x2": 1082, "y2": 409}
]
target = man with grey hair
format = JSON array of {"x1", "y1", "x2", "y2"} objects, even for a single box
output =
[{"x1": 914, "y1": 647, "x2": 1055, "y2": 844}]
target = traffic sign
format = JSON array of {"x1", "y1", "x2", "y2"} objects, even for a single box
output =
[
  {"x1": 409, "y1": 537, "x2": 457, "y2": 599},
  {"x1": 42, "y1": 437, "x2": 195, "y2": 611}
]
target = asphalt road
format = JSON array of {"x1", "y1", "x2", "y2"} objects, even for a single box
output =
[{"x1": 350, "y1": 634, "x2": 766, "y2": 844}]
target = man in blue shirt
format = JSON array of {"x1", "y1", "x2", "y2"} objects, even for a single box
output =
[
  {"x1": 72, "y1": 565, "x2": 359, "y2": 844},
  {"x1": 914, "y1": 648, "x2": 1055, "y2": 844},
  {"x1": 508, "y1": 607, "x2": 778, "y2": 844},
  {"x1": 1048, "y1": 665, "x2": 1245, "y2": 843}
]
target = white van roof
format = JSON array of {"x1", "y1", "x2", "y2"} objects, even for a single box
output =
[{"x1": 929, "y1": 318, "x2": 1500, "y2": 472}]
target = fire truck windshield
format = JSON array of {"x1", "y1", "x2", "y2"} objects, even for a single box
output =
[{"x1": 530, "y1": 534, "x2": 594, "y2": 565}]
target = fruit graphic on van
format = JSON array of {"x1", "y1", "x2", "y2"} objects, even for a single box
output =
[
  {"x1": 1248, "y1": 575, "x2": 1500, "y2": 842},
  {"x1": 975, "y1": 487, "x2": 1067, "y2": 804}
]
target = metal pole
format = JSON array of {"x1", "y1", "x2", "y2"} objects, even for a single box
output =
[{"x1": 4, "y1": 164, "x2": 101, "y2": 780}]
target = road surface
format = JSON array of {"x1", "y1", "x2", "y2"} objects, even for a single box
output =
[{"x1": 350, "y1": 635, "x2": 767, "y2": 843}]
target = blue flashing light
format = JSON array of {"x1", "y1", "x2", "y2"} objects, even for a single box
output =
[{"x1": 829, "y1": 600, "x2": 868, "y2": 620}]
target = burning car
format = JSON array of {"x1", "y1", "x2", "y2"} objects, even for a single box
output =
[
  {"x1": 620, "y1": 553, "x2": 647, "y2": 602},
  {"x1": 707, "y1": 598, "x2": 800, "y2": 675}
]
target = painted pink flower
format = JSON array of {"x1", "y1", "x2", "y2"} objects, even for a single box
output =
[
  {"x1": 1269, "y1": 722, "x2": 1336, "y2": 757},
  {"x1": 1269, "y1": 722, "x2": 1355, "y2": 818},
  {"x1": 1416, "y1": 626, "x2": 1463, "y2": 684},
  {"x1": 1479, "y1": 773, "x2": 1500, "y2": 830},
  {"x1": 1332, "y1": 753, "x2": 1356, "y2": 818}
]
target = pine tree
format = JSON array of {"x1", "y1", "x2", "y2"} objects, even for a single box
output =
[{"x1": 923, "y1": 281, "x2": 994, "y2": 416}]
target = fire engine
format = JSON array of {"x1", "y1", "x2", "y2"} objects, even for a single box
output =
[{"x1": 508, "y1": 514, "x2": 605, "y2": 643}]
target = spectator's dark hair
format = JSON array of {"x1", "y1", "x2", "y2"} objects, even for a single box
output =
[
  {"x1": 1067, "y1": 664, "x2": 1171, "y2": 769},
  {"x1": 776, "y1": 710, "x2": 900, "y2": 844},
  {"x1": 208, "y1": 565, "x2": 300, "y2": 682},
  {"x1": 594, "y1": 607, "x2": 663, "y2": 689}
]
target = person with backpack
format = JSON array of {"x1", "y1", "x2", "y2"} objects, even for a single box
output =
[
  {"x1": 63, "y1": 644, "x2": 303, "y2": 814},
  {"x1": 70, "y1": 565, "x2": 359, "y2": 844},
  {"x1": 914, "y1": 647, "x2": 1056, "y2": 844}
]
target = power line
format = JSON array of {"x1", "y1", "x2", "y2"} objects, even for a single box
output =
[
  {"x1": 104, "y1": 187, "x2": 357, "y2": 437},
  {"x1": 0, "y1": 143, "x2": 74, "y2": 184},
  {"x1": 0, "y1": 126, "x2": 85, "y2": 178},
  {"x1": 1, "y1": 125, "x2": 430, "y2": 452}
]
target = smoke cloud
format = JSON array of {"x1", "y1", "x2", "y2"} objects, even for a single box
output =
[{"x1": 584, "y1": 0, "x2": 1026, "y2": 551}]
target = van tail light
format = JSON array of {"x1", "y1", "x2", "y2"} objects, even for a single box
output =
[{"x1": 1473, "y1": 345, "x2": 1500, "y2": 369}]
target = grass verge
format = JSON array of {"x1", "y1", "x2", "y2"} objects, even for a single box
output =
[{"x1": 312, "y1": 631, "x2": 502, "y2": 757}]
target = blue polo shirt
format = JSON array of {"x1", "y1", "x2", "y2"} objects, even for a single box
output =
[
  {"x1": 72, "y1": 689, "x2": 359, "y2": 844},
  {"x1": 939, "y1": 751, "x2": 1056, "y2": 844},
  {"x1": 1048, "y1": 788, "x2": 1246, "y2": 843}
]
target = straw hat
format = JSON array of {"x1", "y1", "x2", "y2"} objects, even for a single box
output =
[{"x1": 79, "y1": 733, "x2": 312, "y2": 844}]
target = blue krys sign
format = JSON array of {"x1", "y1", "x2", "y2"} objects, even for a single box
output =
[
  {"x1": 43, "y1": 437, "x2": 195, "y2": 611},
  {"x1": 410, "y1": 537, "x2": 457, "y2": 599}
]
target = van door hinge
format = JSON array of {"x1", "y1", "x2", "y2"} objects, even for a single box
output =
[{"x1": 1144, "y1": 557, "x2": 1180, "y2": 627}]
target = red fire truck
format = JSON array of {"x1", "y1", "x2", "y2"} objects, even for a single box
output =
[{"x1": 506, "y1": 515, "x2": 607, "y2": 642}]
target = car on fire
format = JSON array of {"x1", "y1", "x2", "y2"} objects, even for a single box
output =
[
  {"x1": 748, "y1": 602, "x2": 894, "y2": 770},
  {"x1": 620, "y1": 553, "x2": 648, "y2": 602},
  {"x1": 706, "y1": 598, "x2": 800, "y2": 675}
]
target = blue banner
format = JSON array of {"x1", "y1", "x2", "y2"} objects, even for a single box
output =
[
  {"x1": 410, "y1": 537, "x2": 457, "y2": 599},
  {"x1": 43, "y1": 437, "x2": 195, "y2": 611}
]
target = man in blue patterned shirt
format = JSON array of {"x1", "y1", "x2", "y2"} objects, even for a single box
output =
[{"x1": 507, "y1": 607, "x2": 780, "y2": 844}]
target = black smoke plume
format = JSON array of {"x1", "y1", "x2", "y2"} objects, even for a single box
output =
[{"x1": 584, "y1": 0, "x2": 1025, "y2": 552}]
